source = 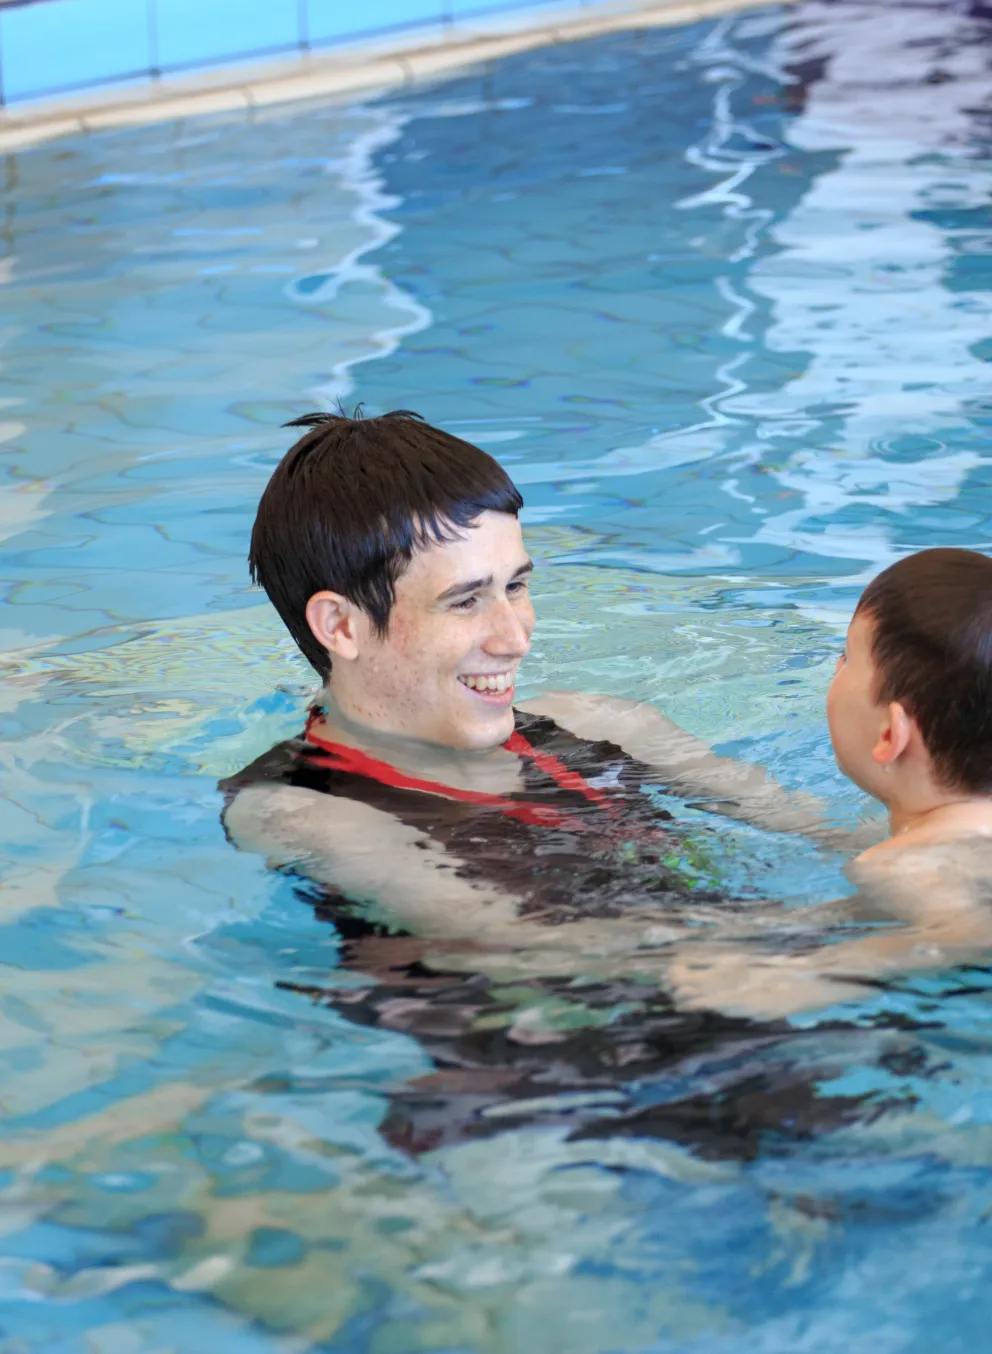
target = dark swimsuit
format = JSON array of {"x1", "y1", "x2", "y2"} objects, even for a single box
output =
[
  {"x1": 220, "y1": 710, "x2": 933, "y2": 1160},
  {"x1": 222, "y1": 707, "x2": 723, "y2": 927}
]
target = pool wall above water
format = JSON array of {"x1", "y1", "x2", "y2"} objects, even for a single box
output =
[
  {"x1": 0, "y1": 0, "x2": 648, "y2": 104},
  {"x1": 0, "y1": 0, "x2": 783, "y2": 148}
]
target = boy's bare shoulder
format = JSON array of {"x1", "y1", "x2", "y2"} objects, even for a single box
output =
[
  {"x1": 854, "y1": 831, "x2": 992, "y2": 874},
  {"x1": 850, "y1": 834, "x2": 992, "y2": 926}
]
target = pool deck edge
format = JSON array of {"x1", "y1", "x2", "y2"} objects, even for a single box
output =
[{"x1": 0, "y1": 0, "x2": 795, "y2": 152}]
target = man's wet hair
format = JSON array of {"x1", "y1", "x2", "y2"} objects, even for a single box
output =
[
  {"x1": 856, "y1": 547, "x2": 992, "y2": 793},
  {"x1": 249, "y1": 409, "x2": 524, "y2": 680}
]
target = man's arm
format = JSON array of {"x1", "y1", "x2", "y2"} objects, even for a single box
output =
[
  {"x1": 223, "y1": 784, "x2": 684, "y2": 964},
  {"x1": 225, "y1": 784, "x2": 909, "y2": 1003},
  {"x1": 225, "y1": 783, "x2": 524, "y2": 941},
  {"x1": 518, "y1": 690, "x2": 883, "y2": 847}
]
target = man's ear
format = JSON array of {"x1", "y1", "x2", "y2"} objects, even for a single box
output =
[
  {"x1": 871, "y1": 700, "x2": 914, "y2": 769},
  {"x1": 306, "y1": 591, "x2": 361, "y2": 663}
]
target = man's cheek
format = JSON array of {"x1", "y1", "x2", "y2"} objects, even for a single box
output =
[{"x1": 385, "y1": 615, "x2": 415, "y2": 661}]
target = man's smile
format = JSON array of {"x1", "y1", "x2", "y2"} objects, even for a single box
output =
[{"x1": 458, "y1": 670, "x2": 516, "y2": 704}]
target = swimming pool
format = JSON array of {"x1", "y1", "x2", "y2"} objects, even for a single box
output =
[{"x1": 1, "y1": 0, "x2": 991, "y2": 1348}]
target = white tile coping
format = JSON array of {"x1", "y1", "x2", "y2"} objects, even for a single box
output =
[{"x1": 0, "y1": 0, "x2": 793, "y2": 153}]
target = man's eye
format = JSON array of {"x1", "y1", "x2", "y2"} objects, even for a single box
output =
[
  {"x1": 507, "y1": 579, "x2": 529, "y2": 596},
  {"x1": 450, "y1": 596, "x2": 478, "y2": 612}
]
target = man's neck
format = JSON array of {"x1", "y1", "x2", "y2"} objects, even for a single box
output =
[{"x1": 313, "y1": 689, "x2": 521, "y2": 791}]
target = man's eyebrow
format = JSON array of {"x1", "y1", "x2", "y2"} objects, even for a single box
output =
[
  {"x1": 436, "y1": 574, "x2": 493, "y2": 603},
  {"x1": 436, "y1": 560, "x2": 534, "y2": 603}
]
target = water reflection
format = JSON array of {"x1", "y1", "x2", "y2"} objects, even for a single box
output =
[
  {"x1": 270, "y1": 883, "x2": 935, "y2": 1160},
  {"x1": 736, "y1": 0, "x2": 992, "y2": 589}
]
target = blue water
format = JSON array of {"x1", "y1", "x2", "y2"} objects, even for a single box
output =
[{"x1": 1, "y1": 1, "x2": 992, "y2": 1348}]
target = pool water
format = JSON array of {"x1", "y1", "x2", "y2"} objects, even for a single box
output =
[{"x1": 1, "y1": 0, "x2": 992, "y2": 1348}]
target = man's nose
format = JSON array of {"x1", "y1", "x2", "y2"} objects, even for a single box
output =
[{"x1": 483, "y1": 598, "x2": 532, "y2": 657}]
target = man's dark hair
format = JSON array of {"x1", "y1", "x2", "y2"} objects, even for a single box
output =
[
  {"x1": 856, "y1": 547, "x2": 992, "y2": 794},
  {"x1": 249, "y1": 409, "x2": 524, "y2": 680}
]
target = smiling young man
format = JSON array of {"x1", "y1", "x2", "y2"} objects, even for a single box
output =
[{"x1": 222, "y1": 409, "x2": 848, "y2": 959}]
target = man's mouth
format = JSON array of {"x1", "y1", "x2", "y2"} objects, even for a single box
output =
[{"x1": 458, "y1": 671, "x2": 515, "y2": 701}]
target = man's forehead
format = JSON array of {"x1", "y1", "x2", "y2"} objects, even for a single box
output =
[{"x1": 403, "y1": 514, "x2": 528, "y2": 587}]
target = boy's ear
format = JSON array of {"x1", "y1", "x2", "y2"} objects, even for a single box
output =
[
  {"x1": 871, "y1": 701, "x2": 914, "y2": 769},
  {"x1": 306, "y1": 591, "x2": 361, "y2": 663}
]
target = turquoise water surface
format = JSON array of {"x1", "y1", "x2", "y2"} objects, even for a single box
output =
[{"x1": 1, "y1": 1, "x2": 992, "y2": 1349}]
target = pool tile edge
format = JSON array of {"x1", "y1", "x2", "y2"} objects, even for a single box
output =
[{"x1": 0, "y1": 0, "x2": 796, "y2": 152}]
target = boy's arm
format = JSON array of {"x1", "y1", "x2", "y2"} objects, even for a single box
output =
[
  {"x1": 518, "y1": 690, "x2": 882, "y2": 847},
  {"x1": 668, "y1": 848, "x2": 992, "y2": 1019}
]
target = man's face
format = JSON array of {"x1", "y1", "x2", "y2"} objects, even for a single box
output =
[
  {"x1": 341, "y1": 510, "x2": 535, "y2": 751},
  {"x1": 826, "y1": 609, "x2": 887, "y2": 796}
]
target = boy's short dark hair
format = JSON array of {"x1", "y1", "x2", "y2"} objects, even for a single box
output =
[
  {"x1": 857, "y1": 547, "x2": 992, "y2": 794},
  {"x1": 249, "y1": 409, "x2": 524, "y2": 680}
]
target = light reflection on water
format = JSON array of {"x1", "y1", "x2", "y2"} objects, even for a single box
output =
[{"x1": 0, "y1": 2, "x2": 991, "y2": 1349}]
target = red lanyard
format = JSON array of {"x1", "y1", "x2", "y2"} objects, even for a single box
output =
[{"x1": 302, "y1": 712, "x2": 618, "y2": 833}]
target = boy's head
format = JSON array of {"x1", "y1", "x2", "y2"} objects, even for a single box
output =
[
  {"x1": 827, "y1": 548, "x2": 992, "y2": 799},
  {"x1": 250, "y1": 410, "x2": 533, "y2": 749}
]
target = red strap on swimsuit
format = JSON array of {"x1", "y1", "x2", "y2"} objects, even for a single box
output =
[
  {"x1": 503, "y1": 729, "x2": 615, "y2": 814},
  {"x1": 302, "y1": 711, "x2": 617, "y2": 832}
]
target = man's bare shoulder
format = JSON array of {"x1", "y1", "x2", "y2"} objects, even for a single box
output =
[
  {"x1": 223, "y1": 782, "x2": 524, "y2": 937},
  {"x1": 224, "y1": 782, "x2": 422, "y2": 860},
  {"x1": 519, "y1": 690, "x2": 638, "y2": 717},
  {"x1": 517, "y1": 691, "x2": 684, "y2": 741}
]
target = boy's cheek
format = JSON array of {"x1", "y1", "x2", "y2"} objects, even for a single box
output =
[
  {"x1": 826, "y1": 689, "x2": 857, "y2": 769},
  {"x1": 825, "y1": 678, "x2": 843, "y2": 731}
]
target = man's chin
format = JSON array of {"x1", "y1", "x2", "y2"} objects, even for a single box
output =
[
  {"x1": 448, "y1": 680, "x2": 517, "y2": 749},
  {"x1": 451, "y1": 705, "x2": 516, "y2": 752}
]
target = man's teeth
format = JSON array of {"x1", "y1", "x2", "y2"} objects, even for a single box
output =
[{"x1": 461, "y1": 674, "x2": 511, "y2": 693}]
